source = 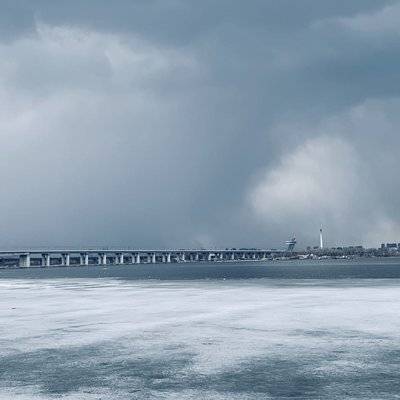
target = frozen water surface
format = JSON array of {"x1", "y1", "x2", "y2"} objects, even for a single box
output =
[{"x1": 1, "y1": 261, "x2": 400, "y2": 399}]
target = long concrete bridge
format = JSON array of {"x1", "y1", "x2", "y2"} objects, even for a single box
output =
[{"x1": 0, "y1": 249, "x2": 282, "y2": 268}]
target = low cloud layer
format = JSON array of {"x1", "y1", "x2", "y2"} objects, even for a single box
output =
[
  {"x1": 250, "y1": 136, "x2": 362, "y2": 243},
  {"x1": 1, "y1": 1, "x2": 400, "y2": 249}
]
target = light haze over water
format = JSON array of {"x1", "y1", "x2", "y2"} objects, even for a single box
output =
[{"x1": 1, "y1": 259, "x2": 400, "y2": 399}]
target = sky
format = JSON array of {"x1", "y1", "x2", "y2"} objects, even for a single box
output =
[{"x1": 1, "y1": 0, "x2": 400, "y2": 249}]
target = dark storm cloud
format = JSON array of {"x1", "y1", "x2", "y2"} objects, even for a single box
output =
[
  {"x1": 2, "y1": 1, "x2": 386, "y2": 41},
  {"x1": 0, "y1": 0, "x2": 399, "y2": 248}
]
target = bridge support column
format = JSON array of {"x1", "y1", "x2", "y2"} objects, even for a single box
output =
[
  {"x1": 220, "y1": 253, "x2": 224, "y2": 261},
  {"x1": 42, "y1": 253, "x2": 50, "y2": 267},
  {"x1": 19, "y1": 254, "x2": 31, "y2": 267},
  {"x1": 231, "y1": 252, "x2": 235, "y2": 261},
  {"x1": 195, "y1": 253, "x2": 199, "y2": 262},
  {"x1": 167, "y1": 253, "x2": 171, "y2": 263},
  {"x1": 181, "y1": 253, "x2": 186, "y2": 262},
  {"x1": 61, "y1": 253, "x2": 70, "y2": 266},
  {"x1": 80, "y1": 253, "x2": 89, "y2": 265},
  {"x1": 98, "y1": 253, "x2": 107, "y2": 265},
  {"x1": 252, "y1": 253, "x2": 256, "y2": 259},
  {"x1": 208, "y1": 253, "x2": 212, "y2": 261},
  {"x1": 151, "y1": 253, "x2": 156, "y2": 263},
  {"x1": 136, "y1": 253, "x2": 141, "y2": 264}
]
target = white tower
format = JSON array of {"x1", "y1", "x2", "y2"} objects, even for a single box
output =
[{"x1": 319, "y1": 226, "x2": 323, "y2": 249}]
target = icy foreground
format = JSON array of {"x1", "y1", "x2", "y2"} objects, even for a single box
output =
[{"x1": 0, "y1": 278, "x2": 399, "y2": 399}]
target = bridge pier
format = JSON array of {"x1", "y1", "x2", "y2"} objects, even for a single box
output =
[
  {"x1": 98, "y1": 253, "x2": 107, "y2": 265},
  {"x1": 61, "y1": 253, "x2": 70, "y2": 266},
  {"x1": 136, "y1": 253, "x2": 141, "y2": 264},
  {"x1": 167, "y1": 253, "x2": 171, "y2": 263},
  {"x1": 19, "y1": 254, "x2": 30, "y2": 267},
  {"x1": 42, "y1": 253, "x2": 50, "y2": 267},
  {"x1": 151, "y1": 253, "x2": 156, "y2": 263},
  {"x1": 80, "y1": 253, "x2": 89, "y2": 266},
  {"x1": 114, "y1": 253, "x2": 122, "y2": 265}
]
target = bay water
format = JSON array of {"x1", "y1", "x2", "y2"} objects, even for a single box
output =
[{"x1": 1, "y1": 259, "x2": 400, "y2": 399}]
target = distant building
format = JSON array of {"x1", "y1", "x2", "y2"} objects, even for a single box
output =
[
  {"x1": 319, "y1": 226, "x2": 323, "y2": 249},
  {"x1": 285, "y1": 237, "x2": 297, "y2": 252},
  {"x1": 386, "y1": 243, "x2": 398, "y2": 251}
]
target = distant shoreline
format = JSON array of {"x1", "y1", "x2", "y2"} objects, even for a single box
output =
[{"x1": 2, "y1": 254, "x2": 400, "y2": 270}]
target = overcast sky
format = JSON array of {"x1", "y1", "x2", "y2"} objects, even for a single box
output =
[{"x1": 1, "y1": 0, "x2": 400, "y2": 249}]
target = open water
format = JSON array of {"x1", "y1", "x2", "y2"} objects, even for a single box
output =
[{"x1": 1, "y1": 259, "x2": 400, "y2": 399}]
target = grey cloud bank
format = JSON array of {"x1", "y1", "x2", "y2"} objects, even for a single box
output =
[{"x1": 0, "y1": 1, "x2": 399, "y2": 248}]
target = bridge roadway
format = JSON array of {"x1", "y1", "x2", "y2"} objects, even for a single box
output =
[{"x1": 0, "y1": 249, "x2": 281, "y2": 267}]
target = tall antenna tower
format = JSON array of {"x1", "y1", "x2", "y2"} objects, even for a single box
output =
[{"x1": 319, "y1": 225, "x2": 323, "y2": 249}]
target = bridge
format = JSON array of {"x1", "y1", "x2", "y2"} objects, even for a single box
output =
[{"x1": 0, "y1": 248, "x2": 282, "y2": 268}]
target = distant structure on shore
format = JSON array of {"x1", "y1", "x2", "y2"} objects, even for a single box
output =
[
  {"x1": 319, "y1": 226, "x2": 324, "y2": 249},
  {"x1": 380, "y1": 242, "x2": 400, "y2": 252},
  {"x1": 285, "y1": 237, "x2": 297, "y2": 252}
]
